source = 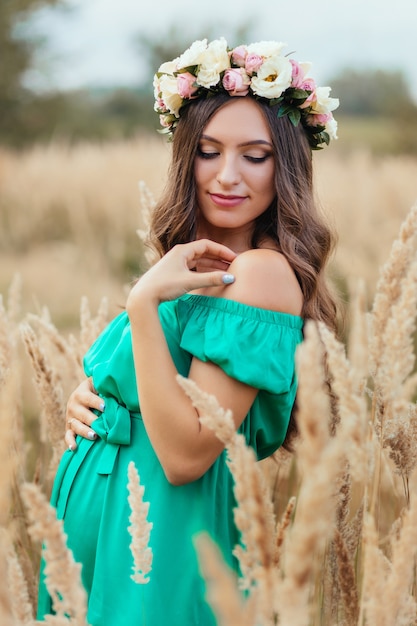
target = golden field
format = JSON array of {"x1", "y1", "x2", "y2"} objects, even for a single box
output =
[
  {"x1": 1, "y1": 135, "x2": 417, "y2": 625},
  {"x1": 1, "y1": 135, "x2": 416, "y2": 323}
]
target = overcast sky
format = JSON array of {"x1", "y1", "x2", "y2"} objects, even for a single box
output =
[{"x1": 30, "y1": 0, "x2": 417, "y2": 100}]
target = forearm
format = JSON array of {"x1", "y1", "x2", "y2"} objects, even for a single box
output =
[
  {"x1": 128, "y1": 298, "x2": 224, "y2": 484},
  {"x1": 124, "y1": 241, "x2": 250, "y2": 484}
]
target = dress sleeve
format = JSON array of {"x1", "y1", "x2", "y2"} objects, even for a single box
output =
[
  {"x1": 83, "y1": 312, "x2": 140, "y2": 412},
  {"x1": 178, "y1": 296, "x2": 304, "y2": 460}
]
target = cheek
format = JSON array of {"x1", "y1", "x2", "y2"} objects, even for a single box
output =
[
  {"x1": 251, "y1": 164, "x2": 275, "y2": 195},
  {"x1": 194, "y1": 161, "x2": 211, "y2": 190}
]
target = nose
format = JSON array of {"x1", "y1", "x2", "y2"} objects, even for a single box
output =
[{"x1": 216, "y1": 154, "x2": 241, "y2": 187}]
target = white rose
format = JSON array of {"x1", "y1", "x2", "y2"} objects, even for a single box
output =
[
  {"x1": 177, "y1": 39, "x2": 208, "y2": 70},
  {"x1": 250, "y1": 56, "x2": 292, "y2": 98},
  {"x1": 326, "y1": 117, "x2": 338, "y2": 140},
  {"x1": 312, "y1": 86, "x2": 339, "y2": 114},
  {"x1": 196, "y1": 38, "x2": 230, "y2": 88},
  {"x1": 153, "y1": 74, "x2": 161, "y2": 99},
  {"x1": 159, "y1": 74, "x2": 183, "y2": 117},
  {"x1": 157, "y1": 59, "x2": 178, "y2": 75},
  {"x1": 205, "y1": 38, "x2": 230, "y2": 70},
  {"x1": 246, "y1": 41, "x2": 287, "y2": 58},
  {"x1": 196, "y1": 68, "x2": 222, "y2": 88}
]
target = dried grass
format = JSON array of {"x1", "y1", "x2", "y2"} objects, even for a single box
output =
[
  {"x1": 177, "y1": 376, "x2": 278, "y2": 624},
  {"x1": 20, "y1": 323, "x2": 66, "y2": 477},
  {"x1": 5, "y1": 537, "x2": 34, "y2": 625},
  {"x1": 1, "y1": 142, "x2": 417, "y2": 624},
  {"x1": 21, "y1": 482, "x2": 88, "y2": 625},
  {"x1": 194, "y1": 533, "x2": 256, "y2": 626},
  {"x1": 126, "y1": 461, "x2": 153, "y2": 585}
]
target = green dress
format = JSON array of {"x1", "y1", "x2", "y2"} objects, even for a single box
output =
[{"x1": 37, "y1": 294, "x2": 303, "y2": 626}]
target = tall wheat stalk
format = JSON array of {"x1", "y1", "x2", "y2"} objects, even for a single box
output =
[
  {"x1": 21, "y1": 482, "x2": 89, "y2": 625},
  {"x1": 127, "y1": 461, "x2": 153, "y2": 585},
  {"x1": 1, "y1": 173, "x2": 417, "y2": 624}
]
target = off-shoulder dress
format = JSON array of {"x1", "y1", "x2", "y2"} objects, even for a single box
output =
[{"x1": 37, "y1": 293, "x2": 303, "y2": 626}]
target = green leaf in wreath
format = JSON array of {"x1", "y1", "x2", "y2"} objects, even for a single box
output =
[
  {"x1": 277, "y1": 103, "x2": 294, "y2": 117},
  {"x1": 291, "y1": 88, "x2": 309, "y2": 100},
  {"x1": 288, "y1": 108, "x2": 302, "y2": 126}
]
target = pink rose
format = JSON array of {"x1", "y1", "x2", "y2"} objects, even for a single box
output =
[
  {"x1": 159, "y1": 114, "x2": 171, "y2": 128},
  {"x1": 231, "y1": 45, "x2": 247, "y2": 67},
  {"x1": 245, "y1": 53, "x2": 263, "y2": 75},
  {"x1": 301, "y1": 77, "x2": 316, "y2": 92},
  {"x1": 306, "y1": 112, "x2": 331, "y2": 127},
  {"x1": 177, "y1": 72, "x2": 198, "y2": 99},
  {"x1": 299, "y1": 78, "x2": 317, "y2": 108},
  {"x1": 155, "y1": 97, "x2": 167, "y2": 112},
  {"x1": 290, "y1": 59, "x2": 306, "y2": 88},
  {"x1": 222, "y1": 68, "x2": 251, "y2": 96}
]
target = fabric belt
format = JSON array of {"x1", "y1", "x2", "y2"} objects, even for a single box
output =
[{"x1": 53, "y1": 395, "x2": 141, "y2": 518}]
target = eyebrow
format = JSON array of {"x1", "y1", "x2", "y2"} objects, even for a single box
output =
[{"x1": 200, "y1": 134, "x2": 273, "y2": 148}]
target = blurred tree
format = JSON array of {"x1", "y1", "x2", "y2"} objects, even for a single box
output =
[
  {"x1": 134, "y1": 22, "x2": 255, "y2": 88},
  {"x1": 1, "y1": 15, "x2": 257, "y2": 146},
  {"x1": 331, "y1": 68, "x2": 417, "y2": 154},
  {"x1": 0, "y1": 0, "x2": 67, "y2": 146},
  {"x1": 330, "y1": 68, "x2": 417, "y2": 117}
]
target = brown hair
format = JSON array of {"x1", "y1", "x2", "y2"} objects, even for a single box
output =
[
  {"x1": 149, "y1": 93, "x2": 338, "y2": 330},
  {"x1": 149, "y1": 94, "x2": 339, "y2": 450}
]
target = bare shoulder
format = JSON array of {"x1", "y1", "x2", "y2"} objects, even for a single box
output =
[{"x1": 223, "y1": 249, "x2": 303, "y2": 315}]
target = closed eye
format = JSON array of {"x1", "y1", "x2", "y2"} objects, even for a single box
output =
[
  {"x1": 245, "y1": 155, "x2": 272, "y2": 163},
  {"x1": 197, "y1": 148, "x2": 219, "y2": 159},
  {"x1": 197, "y1": 147, "x2": 272, "y2": 163}
]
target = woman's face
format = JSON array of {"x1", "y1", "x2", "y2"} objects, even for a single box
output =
[{"x1": 194, "y1": 98, "x2": 276, "y2": 242}]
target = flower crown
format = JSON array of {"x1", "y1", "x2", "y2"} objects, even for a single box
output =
[{"x1": 153, "y1": 38, "x2": 339, "y2": 150}]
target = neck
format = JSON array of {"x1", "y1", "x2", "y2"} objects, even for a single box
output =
[{"x1": 196, "y1": 223, "x2": 254, "y2": 254}]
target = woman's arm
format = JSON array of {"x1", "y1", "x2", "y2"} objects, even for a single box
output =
[
  {"x1": 66, "y1": 242, "x2": 302, "y2": 485},
  {"x1": 127, "y1": 242, "x2": 302, "y2": 485},
  {"x1": 128, "y1": 299, "x2": 258, "y2": 485},
  {"x1": 65, "y1": 239, "x2": 238, "y2": 463}
]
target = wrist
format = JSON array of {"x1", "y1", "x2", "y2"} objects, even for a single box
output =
[{"x1": 126, "y1": 283, "x2": 160, "y2": 319}]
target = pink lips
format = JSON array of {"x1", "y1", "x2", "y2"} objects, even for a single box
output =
[{"x1": 209, "y1": 193, "x2": 247, "y2": 208}]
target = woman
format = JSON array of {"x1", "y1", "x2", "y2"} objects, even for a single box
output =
[{"x1": 37, "y1": 38, "x2": 339, "y2": 625}]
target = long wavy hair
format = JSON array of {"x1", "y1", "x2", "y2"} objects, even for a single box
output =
[
  {"x1": 149, "y1": 94, "x2": 339, "y2": 448},
  {"x1": 149, "y1": 93, "x2": 337, "y2": 327}
]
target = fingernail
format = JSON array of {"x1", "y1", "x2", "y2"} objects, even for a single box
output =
[
  {"x1": 99, "y1": 402, "x2": 105, "y2": 412},
  {"x1": 88, "y1": 431, "x2": 97, "y2": 440},
  {"x1": 222, "y1": 273, "x2": 235, "y2": 285},
  {"x1": 69, "y1": 444, "x2": 76, "y2": 451}
]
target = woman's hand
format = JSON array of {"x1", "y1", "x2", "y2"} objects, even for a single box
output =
[
  {"x1": 65, "y1": 378, "x2": 104, "y2": 450},
  {"x1": 126, "y1": 239, "x2": 237, "y2": 311}
]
